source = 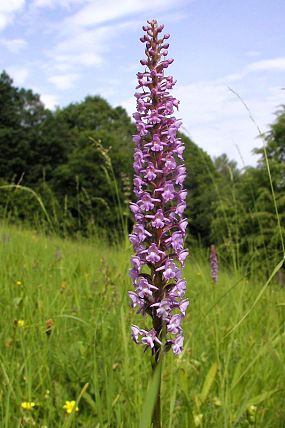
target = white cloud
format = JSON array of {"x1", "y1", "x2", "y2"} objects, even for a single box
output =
[
  {"x1": 121, "y1": 96, "x2": 135, "y2": 115},
  {"x1": 44, "y1": 20, "x2": 135, "y2": 76},
  {"x1": 0, "y1": 37, "x2": 27, "y2": 53},
  {"x1": 40, "y1": 93, "x2": 59, "y2": 109},
  {"x1": 65, "y1": 0, "x2": 184, "y2": 28},
  {"x1": 173, "y1": 57, "x2": 285, "y2": 166},
  {"x1": 234, "y1": 57, "x2": 285, "y2": 83},
  {"x1": 53, "y1": 25, "x2": 110, "y2": 58},
  {"x1": 172, "y1": 77, "x2": 284, "y2": 166},
  {"x1": 32, "y1": 0, "x2": 88, "y2": 8},
  {"x1": 0, "y1": 0, "x2": 25, "y2": 31},
  {"x1": 0, "y1": 0, "x2": 25, "y2": 13},
  {"x1": 48, "y1": 73, "x2": 79, "y2": 90},
  {"x1": 220, "y1": 57, "x2": 285, "y2": 84},
  {"x1": 246, "y1": 50, "x2": 262, "y2": 58},
  {"x1": 247, "y1": 57, "x2": 285, "y2": 72},
  {"x1": 6, "y1": 66, "x2": 29, "y2": 85}
]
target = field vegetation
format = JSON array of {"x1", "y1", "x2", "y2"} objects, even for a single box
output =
[{"x1": 0, "y1": 224, "x2": 284, "y2": 427}]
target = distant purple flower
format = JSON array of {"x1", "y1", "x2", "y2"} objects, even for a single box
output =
[
  {"x1": 128, "y1": 19, "x2": 188, "y2": 356},
  {"x1": 210, "y1": 244, "x2": 218, "y2": 283}
]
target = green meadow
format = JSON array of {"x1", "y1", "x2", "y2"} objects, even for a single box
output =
[{"x1": 0, "y1": 223, "x2": 284, "y2": 427}]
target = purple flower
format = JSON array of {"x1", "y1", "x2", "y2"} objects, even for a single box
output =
[
  {"x1": 128, "y1": 292, "x2": 144, "y2": 309},
  {"x1": 129, "y1": 19, "x2": 188, "y2": 356},
  {"x1": 131, "y1": 325, "x2": 141, "y2": 343},
  {"x1": 167, "y1": 314, "x2": 182, "y2": 334},
  {"x1": 159, "y1": 260, "x2": 181, "y2": 280},
  {"x1": 141, "y1": 329, "x2": 162, "y2": 349},
  {"x1": 166, "y1": 232, "x2": 184, "y2": 252},
  {"x1": 131, "y1": 256, "x2": 143, "y2": 270},
  {"x1": 151, "y1": 209, "x2": 167, "y2": 229},
  {"x1": 151, "y1": 298, "x2": 172, "y2": 320},
  {"x1": 145, "y1": 243, "x2": 164, "y2": 264},
  {"x1": 210, "y1": 244, "x2": 218, "y2": 283},
  {"x1": 169, "y1": 279, "x2": 187, "y2": 299},
  {"x1": 139, "y1": 193, "x2": 155, "y2": 211},
  {"x1": 172, "y1": 335, "x2": 184, "y2": 355},
  {"x1": 129, "y1": 267, "x2": 139, "y2": 281},
  {"x1": 179, "y1": 219, "x2": 188, "y2": 234},
  {"x1": 151, "y1": 134, "x2": 164, "y2": 151},
  {"x1": 161, "y1": 184, "x2": 175, "y2": 202},
  {"x1": 136, "y1": 277, "x2": 158, "y2": 298},
  {"x1": 144, "y1": 164, "x2": 158, "y2": 181},
  {"x1": 175, "y1": 201, "x2": 186, "y2": 215},
  {"x1": 177, "y1": 249, "x2": 189, "y2": 266},
  {"x1": 179, "y1": 299, "x2": 189, "y2": 316},
  {"x1": 164, "y1": 154, "x2": 176, "y2": 171}
]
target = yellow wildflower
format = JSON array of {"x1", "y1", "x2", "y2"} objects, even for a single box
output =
[
  {"x1": 247, "y1": 404, "x2": 257, "y2": 425},
  {"x1": 16, "y1": 320, "x2": 25, "y2": 328},
  {"x1": 63, "y1": 400, "x2": 79, "y2": 414},
  {"x1": 194, "y1": 413, "x2": 203, "y2": 427},
  {"x1": 247, "y1": 405, "x2": 257, "y2": 415},
  {"x1": 16, "y1": 280, "x2": 22, "y2": 286},
  {"x1": 21, "y1": 401, "x2": 35, "y2": 410},
  {"x1": 213, "y1": 396, "x2": 222, "y2": 407}
]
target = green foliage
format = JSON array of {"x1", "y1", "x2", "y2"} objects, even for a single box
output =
[
  {"x1": 182, "y1": 134, "x2": 218, "y2": 246},
  {"x1": 51, "y1": 97, "x2": 134, "y2": 234},
  {"x1": 255, "y1": 105, "x2": 285, "y2": 165},
  {"x1": 0, "y1": 71, "x2": 57, "y2": 184},
  {"x1": 210, "y1": 107, "x2": 285, "y2": 275},
  {"x1": 0, "y1": 224, "x2": 284, "y2": 427},
  {"x1": 0, "y1": 72, "x2": 135, "y2": 236}
]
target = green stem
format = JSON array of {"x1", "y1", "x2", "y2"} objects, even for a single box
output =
[
  {"x1": 151, "y1": 315, "x2": 165, "y2": 428},
  {"x1": 151, "y1": 353, "x2": 162, "y2": 428}
]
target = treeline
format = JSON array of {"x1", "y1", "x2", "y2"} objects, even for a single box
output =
[{"x1": 0, "y1": 71, "x2": 284, "y2": 275}]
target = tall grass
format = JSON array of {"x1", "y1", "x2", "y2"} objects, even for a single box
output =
[{"x1": 0, "y1": 223, "x2": 284, "y2": 427}]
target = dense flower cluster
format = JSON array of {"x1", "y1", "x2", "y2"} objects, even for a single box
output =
[
  {"x1": 129, "y1": 20, "x2": 189, "y2": 356},
  {"x1": 210, "y1": 245, "x2": 218, "y2": 283}
]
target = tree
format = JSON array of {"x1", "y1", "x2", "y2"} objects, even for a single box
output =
[
  {"x1": 0, "y1": 70, "x2": 65, "y2": 185},
  {"x1": 181, "y1": 134, "x2": 218, "y2": 246},
  {"x1": 51, "y1": 96, "x2": 135, "y2": 233},
  {"x1": 210, "y1": 154, "x2": 244, "y2": 269},
  {"x1": 251, "y1": 107, "x2": 285, "y2": 269},
  {"x1": 213, "y1": 153, "x2": 240, "y2": 180}
]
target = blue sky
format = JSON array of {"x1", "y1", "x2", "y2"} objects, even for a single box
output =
[{"x1": 1, "y1": 0, "x2": 284, "y2": 166}]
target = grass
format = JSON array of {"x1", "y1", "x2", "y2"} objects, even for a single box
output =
[{"x1": 0, "y1": 222, "x2": 284, "y2": 427}]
